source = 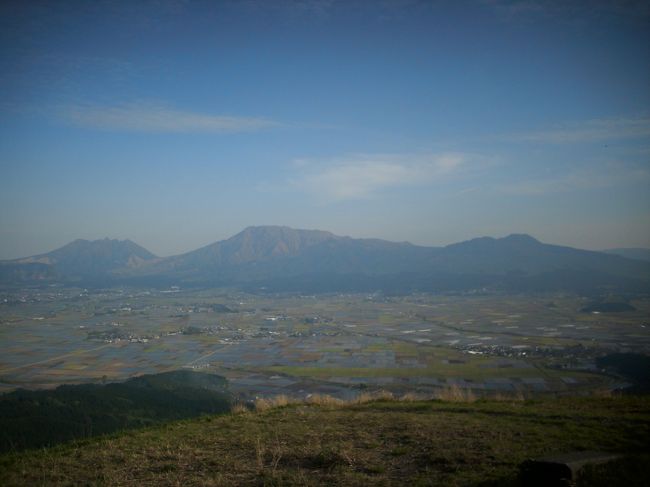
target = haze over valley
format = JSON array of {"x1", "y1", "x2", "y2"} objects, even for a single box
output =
[
  {"x1": 1, "y1": 1, "x2": 649, "y2": 485},
  {"x1": 1, "y1": 225, "x2": 649, "y2": 399}
]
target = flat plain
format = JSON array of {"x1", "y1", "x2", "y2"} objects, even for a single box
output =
[{"x1": 1, "y1": 287, "x2": 648, "y2": 399}]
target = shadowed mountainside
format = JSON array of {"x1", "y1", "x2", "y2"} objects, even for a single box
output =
[{"x1": 604, "y1": 248, "x2": 650, "y2": 262}]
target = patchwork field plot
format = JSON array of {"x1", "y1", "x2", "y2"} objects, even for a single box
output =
[{"x1": 1, "y1": 288, "x2": 648, "y2": 397}]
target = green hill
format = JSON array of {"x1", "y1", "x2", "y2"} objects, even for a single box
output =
[
  {"x1": 0, "y1": 370, "x2": 231, "y2": 453},
  {"x1": 1, "y1": 396, "x2": 649, "y2": 486}
]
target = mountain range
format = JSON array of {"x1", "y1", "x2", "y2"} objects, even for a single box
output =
[
  {"x1": 603, "y1": 248, "x2": 650, "y2": 262},
  {"x1": 1, "y1": 226, "x2": 649, "y2": 293}
]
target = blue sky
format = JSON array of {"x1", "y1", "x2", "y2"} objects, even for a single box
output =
[{"x1": 1, "y1": 0, "x2": 649, "y2": 258}]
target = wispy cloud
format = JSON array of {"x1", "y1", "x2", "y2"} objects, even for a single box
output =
[
  {"x1": 482, "y1": 0, "x2": 650, "y2": 22},
  {"x1": 235, "y1": 0, "x2": 436, "y2": 23},
  {"x1": 481, "y1": 0, "x2": 546, "y2": 19},
  {"x1": 497, "y1": 117, "x2": 650, "y2": 144},
  {"x1": 499, "y1": 162, "x2": 650, "y2": 196},
  {"x1": 60, "y1": 102, "x2": 282, "y2": 133},
  {"x1": 289, "y1": 152, "x2": 468, "y2": 202},
  {"x1": 240, "y1": 0, "x2": 336, "y2": 16}
]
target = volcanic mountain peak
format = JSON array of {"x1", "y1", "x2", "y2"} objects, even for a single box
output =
[
  {"x1": 181, "y1": 225, "x2": 341, "y2": 266},
  {"x1": 12, "y1": 237, "x2": 157, "y2": 276},
  {"x1": 2, "y1": 227, "x2": 649, "y2": 293},
  {"x1": 501, "y1": 233, "x2": 540, "y2": 244}
]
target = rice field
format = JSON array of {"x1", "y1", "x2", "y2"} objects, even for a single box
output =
[{"x1": 1, "y1": 287, "x2": 648, "y2": 397}]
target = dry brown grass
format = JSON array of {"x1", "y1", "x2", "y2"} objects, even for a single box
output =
[
  {"x1": 352, "y1": 392, "x2": 375, "y2": 404},
  {"x1": 254, "y1": 431, "x2": 286, "y2": 478},
  {"x1": 254, "y1": 397, "x2": 273, "y2": 412},
  {"x1": 305, "y1": 394, "x2": 346, "y2": 407},
  {"x1": 591, "y1": 388, "x2": 624, "y2": 398},
  {"x1": 351, "y1": 390, "x2": 395, "y2": 405},
  {"x1": 255, "y1": 436, "x2": 264, "y2": 473},
  {"x1": 252, "y1": 388, "x2": 489, "y2": 412},
  {"x1": 433, "y1": 385, "x2": 477, "y2": 402},
  {"x1": 371, "y1": 390, "x2": 394, "y2": 401},
  {"x1": 269, "y1": 394, "x2": 292, "y2": 407},
  {"x1": 398, "y1": 392, "x2": 428, "y2": 402},
  {"x1": 230, "y1": 402, "x2": 249, "y2": 414},
  {"x1": 254, "y1": 394, "x2": 299, "y2": 412},
  {"x1": 3, "y1": 396, "x2": 649, "y2": 487},
  {"x1": 491, "y1": 390, "x2": 527, "y2": 402}
]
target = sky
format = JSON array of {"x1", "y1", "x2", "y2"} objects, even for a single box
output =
[{"x1": 1, "y1": 0, "x2": 649, "y2": 259}]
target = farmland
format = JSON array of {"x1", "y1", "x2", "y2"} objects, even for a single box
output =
[{"x1": 1, "y1": 287, "x2": 648, "y2": 399}]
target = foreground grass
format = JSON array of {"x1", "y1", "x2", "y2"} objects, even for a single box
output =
[{"x1": 1, "y1": 396, "x2": 649, "y2": 486}]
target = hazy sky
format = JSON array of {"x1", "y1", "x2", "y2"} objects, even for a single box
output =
[{"x1": 1, "y1": 0, "x2": 649, "y2": 259}]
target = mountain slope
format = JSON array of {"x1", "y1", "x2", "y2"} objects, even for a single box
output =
[
  {"x1": 123, "y1": 226, "x2": 438, "y2": 282},
  {"x1": 3, "y1": 227, "x2": 649, "y2": 292},
  {"x1": 604, "y1": 248, "x2": 650, "y2": 262},
  {"x1": 3, "y1": 238, "x2": 156, "y2": 280},
  {"x1": 158, "y1": 226, "x2": 340, "y2": 272},
  {"x1": 123, "y1": 227, "x2": 650, "y2": 291},
  {"x1": 432, "y1": 234, "x2": 648, "y2": 277}
]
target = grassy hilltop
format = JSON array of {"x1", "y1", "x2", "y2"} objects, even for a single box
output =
[{"x1": 1, "y1": 395, "x2": 649, "y2": 486}]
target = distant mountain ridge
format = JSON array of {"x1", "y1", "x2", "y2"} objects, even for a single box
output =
[
  {"x1": 149, "y1": 226, "x2": 341, "y2": 274},
  {"x1": 132, "y1": 226, "x2": 435, "y2": 281},
  {"x1": 603, "y1": 248, "x2": 650, "y2": 262},
  {"x1": 1, "y1": 226, "x2": 649, "y2": 293},
  {"x1": 4, "y1": 238, "x2": 156, "y2": 280}
]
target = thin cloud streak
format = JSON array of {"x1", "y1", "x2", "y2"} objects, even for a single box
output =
[
  {"x1": 482, "y1": 0, "x2": 650, "y2": 21},
  {"x1": 60, "y1": 102, "x2": 282, "y2": 133},
  {"x1": 290, "y1": 153, "x2": 467, "y2": 202},
  {"x1": 497, "y1": 117, "x2": 650, "y2": 144}
]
